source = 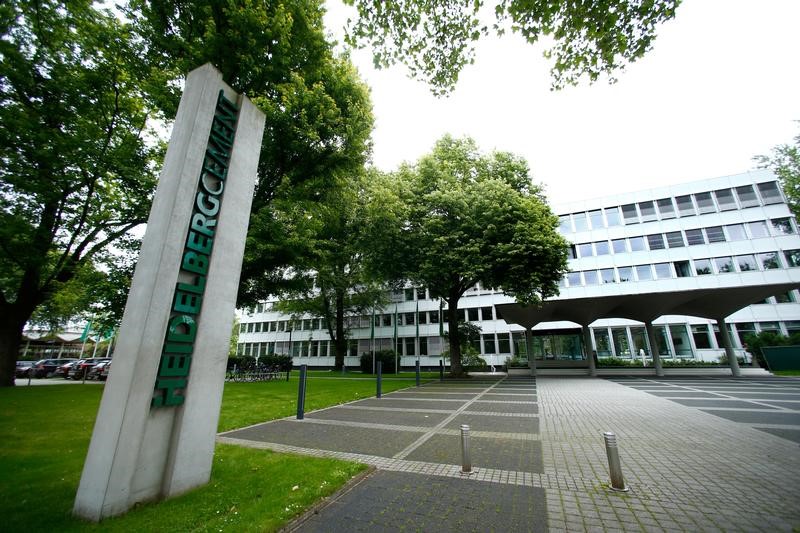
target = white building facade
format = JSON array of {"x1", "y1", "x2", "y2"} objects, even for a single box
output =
[{"x1": 237, "y1": 170, "x2": 800, "y2": 369}]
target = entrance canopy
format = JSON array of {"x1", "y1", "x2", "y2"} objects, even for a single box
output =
[{"x1": 495, "y1": 282, "x2": 800, "y2": 329}]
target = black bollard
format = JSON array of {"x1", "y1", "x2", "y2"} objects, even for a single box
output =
[
  {"x1": 286, "y1": 367, "x2": 291, "y2": 381},
  {"x1": 416, "y1": 360, "x2": 421, "y2": 387},
  {"x1": 439, "y1": 359, "x2": 444, "y2": 382},
  {"x1": 296, "y1": 364, "x2": 307, "y2": 420},
  {"x1": 377, "y1": 361, "x2": 382, "y2": 398}
]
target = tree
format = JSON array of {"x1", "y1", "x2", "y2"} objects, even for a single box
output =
[
  {"x1": 343, "y1": 0, "x2": 682, "y2": 94},
  {"x1": 378, "y1": 136, "x2": 569, "y2": 375},
  {"x1": 265, "y1": 171, "x2": 388, "y2": 370},
  {"x1": 0, "y1": 0, "x2": 163, "y2": 386},
  {"x1": 755, "y1": 127, "x2": 800, "y2": 219}
]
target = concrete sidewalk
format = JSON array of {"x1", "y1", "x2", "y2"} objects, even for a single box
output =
[{"x1": 219, "y1": 376, "x2": 800, "y2": 532}]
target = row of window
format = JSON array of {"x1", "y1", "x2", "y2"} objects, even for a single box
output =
[
  {"x1": 238, "y1": 320, "x2": 800, "y2": 359},
  {"x1": 559, "y1": 181, "x2": 783, "y2": 233},
  {"x1": 562, "y1": 249, "x2": 800, "y2": 287},
  {"x1": 569, "y1": 218, "x2": 795, "y2": 259}
]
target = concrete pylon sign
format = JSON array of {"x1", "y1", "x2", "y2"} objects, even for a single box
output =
[{"x1": 73, "y1": 64, "x2": 266, "y2": 521}]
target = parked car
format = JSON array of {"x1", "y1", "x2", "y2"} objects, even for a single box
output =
[
  {"x1": 15, "y1": 360, "x2": 35, "y2": 378},
  {"x1": 54, "y1": 360, "x2": 80, "y2": 379},
  {"x1": 29, "y1": 358, "x2": 78, "y2": 378},
  {"x1": 86, "y1": 359, "x2": 112, "y2": 381},
  {"x1": 93, "y1": 360, "x2": 113, "y2": 381},
  {"x1": 69, "y1": 358, "x2": 110, "y2": 380}
]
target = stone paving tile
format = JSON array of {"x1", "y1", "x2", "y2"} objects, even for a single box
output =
[
  {"x1": 294, "y1": 470, "x2": 547, "y2": 533},
  {"x1": 306, "y1": 407, "x2": 449, "y2": 427},
  {"x1": 404, "y1": 433, "x2": 544, "y2": 473},
  {"x1": 444, "y1": 413, "x2": 540, "y2": 434},
  {"x1": 700, "y1": 409, "x2": 800, "y2": 425},
  {"x1": 480, "y1": 393, "x2": 538, "y2": 402},
  {"x1": 350, "y1": 398, "x2": 466, "y2": 410},
  {"x1": 671, "y1": 398, "x2": 778, "y2": 409},
  {"x1": 468, "y1": 400, "x2": 539, "y2": 414},
  {"x1": 224, "y1": 420, "x2": 423, "y2": 457},
  {"x1": 721, "y1": 392, "x2": 800, "y2": 400},
  {"x1": 646, "y1": 391, "x2": 723, "y2": 398},
  {"x1": 388, "y1": 391, "x2": 479, "y2": 400}
]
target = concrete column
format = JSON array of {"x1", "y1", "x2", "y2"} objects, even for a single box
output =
[
  {"x1": 644, "y1": 321, "x2": 664, "y2": 377},
  {"x1": 525, "y1": 328, "x2": 537, "y2": 376},
  {"x1": 716, "y1": 317, "x2": 741, "y2": 377},
  {"x1": 582, "y1": 325, "x2": 597, "y2": 377}
]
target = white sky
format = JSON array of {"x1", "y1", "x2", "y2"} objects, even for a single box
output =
[{"x1": 324, "y1": 0, "x2": 800, "y2": 206}]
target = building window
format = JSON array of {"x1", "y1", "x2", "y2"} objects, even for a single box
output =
[
  {"x1": 666, "y1": 231, "x2": 685, "y2": 248},
  {"x1": 747, "y1": 221, "x2": 769, "y2": 238},
  {"x1": 382, "y1": 314, "x2": 392, "y2": 327},
  {"x1": 498, "y1": 334, "x2": 511, "y2": 354},
  {"x1": 694, "y1": 259, "x2": 713, "y2": 275},
  {"x1": 776, "y1": 291, "x2": 795, "y2": 303},
  {"x1": 714, "y1": 188, "x2": 737, "y2": 210},
  {"x1": 691, "y1": 325, "x2": 713, "y2": 349},
  {"x1": 589, "y1": 209, "x2": 604, "y2": 229},
  {"x1": 674, "y1": 261, "x2": 691, "y2": 277},
  {"x1": 654, "y1": 263, "x2": 672, "y2": 279},
  {"x1": 600, "y1": 268, "x2": 615, "y2": 283},
  {"x1": 714, "y1": 257, "x2": 735, "y2": 273},
  {"x1": 578, "y1": 243, "x2": 593, "y2": 258},
  {"x1": 758, "y1": 252, "x2": 781, "y2": 270},
  {"x1": 612, "y1": 328, "x2": 631, "y2": 357},
  {"x1": 656, "y1": 198, "x2": 676, "y2": 219},
  {"x1": 482, "y1": 334, "x2": 496, "y2": 354},
  {"x1": 784, "y1": 249, "x2": 800, "y2": 267},
  {"x1": 481, "y1": 306, "x2": 493, "y2": 320},
  {"x1": 559, "y1": 215, "x2": 572, "y2": 233},
  {"x1": 639, "y1": 201, "x2": 657, "y2": 222},
  {"x1": 694, "y1": 192, "x2": 716, "y2": 214},
  {"x1": 573, "y1": 212, "x2": 588, "y2": 231},
  {"x1": 618, "y1": 266, "x2": 633, "y2": 282},
  {"x1": 416, "y1": 287, "x2": 427, "y2": 300},
  {"x1": 567, "y1": 271, "x2": 581, "y2": 286},
  {"x1": 736, "y1": 254, "x2": 758, "y2": 272},
  {"x1": 676, "y1": 195, "x2": 695, "y2": 216},
  {"x1": 430, "y1": 310, "x2": 439, "y2": 324},
  {"x1": 418, "y1": 311, "x2": 427, "y2": 324},
  {"x1": 785, "y1": 321, "x2": 800, "y2": 335},
  {"x1": 621, "y1": 203, "x2": 639, "y2": 224},
  {"x1": 612, "y1": 238, "x2": 627, "y2": 253},
  {"x1": 405, "y1": 312, "x2": 415, "y2": 326},
  {"x1": 758, "y1": 322, "x2": 781, "y2": 334},
  {"x1": 605, "y1": 207, "x2": 621, "y2": 226},
  {"x1": 757, "y1": 181, "x2": 783, "y2": 204},
  {"x1": 404, "y1": 337, "x2": 416, "y2": 356},
  {"x1": 735, "y1": 323, "x2": 756, "y2": 346},
  {"x1": 635, "y1": 265, "x2": 653, "y2": 281},
  {"x1": 629, "y1": 236, "x2": 646, "y2": 251},
  {"x1": 685, "y1": 228, "x2": 705, "y2": 245},
  {"x1": 405, "y1": 288, "x2": 415, "y2": 301},
  {"x1": 647, "y1": 234, "x2": 666, "y2": 250},
  {"x1": 705, "y1": 226, "x2": 726, "y2": 243},
  {"x1": 584, "y1": 271, "x2": 600, "y2": 285},
  {"x1": 735, "y1": 185, "x2": 760, "y2": 208},
  {"x1": 771, "y1": 218, "x2": 795, "y2": 235},
  {"x1": 594, "y1": 241, "x2": 610, "y2": 255},
  {"x1": 468, "y1": 308, "x2": 479, "y2": 321},
  {"x1": 725, "y1": 224, "x2": 747, "y2": 241},
  {"x1": 593, "y1": 328, "x2": 612, "y2": 356},
  {"x1": 419, "y1": 337, "x2": 428, "y2": 355}
]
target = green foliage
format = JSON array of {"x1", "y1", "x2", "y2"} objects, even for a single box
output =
[
  {"x1": 743, "y1": 331, "x2": 800, "y2": 367},
  {"x1": 754, "y1": 126, "x2": 800, "y2": 219},
  {"x1": 0, "y1": 0, "x2": 164, "y2": 384},
  {"x1": 505, "y1": 357, "x2": 528, "y2": 368},
  {"x1": 359, "y1": 349, "x2": 398, "y2": 374},
  {"x1": 343, "y1": 0, "x2": 682, "y2": 94},
  {"x1": 598, "y1": 357, "x2": 644, "y2": 367},
  {"x1": 371, "y1": 135, "x2": 569, "y2": 375},
  {"x1": 460, "y1": 349, "x2": 487, "y2": 370}
]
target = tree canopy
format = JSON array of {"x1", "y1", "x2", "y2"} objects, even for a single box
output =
[
  {"x1": 343, "y1": 0, "x2": 683, "y2": 94},
  {"x1": 755, "y1": 127, "x2": 800, "y2": 220},
  {"x1": 376, "y1": 135, "x2": 569, "y2": 374}
]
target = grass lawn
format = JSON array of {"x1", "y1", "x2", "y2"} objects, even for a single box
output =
[
  {"x1": 1, "y1": 375, "x2": 422, "y2": 531},
  {"x1": 772, "y1": 369, "x2": 800, "y2": 376}
]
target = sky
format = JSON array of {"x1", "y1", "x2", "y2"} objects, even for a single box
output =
[{"x1": 323, "y1": 0, "x2": 800, "y2": 206}]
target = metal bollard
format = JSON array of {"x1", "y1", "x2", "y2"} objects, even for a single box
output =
[
  {"x1": 376, "y1": 361, "x2": 382, "y2": 398},
  {"x1": 439, "y1": 359, "x2": 444, "y2": 382},
  {"x1": 415, "y1": 360, "x2": 421, "y2": 387},
  {"x1": 296, "y1": 365, "x2": 307, "y2": 420},
  {"x1": 603, "y1": 431, "x2": 629, "y2": 491},
  {"x1": 460, "y1": 424, "x2": 472, "y2": 474}
]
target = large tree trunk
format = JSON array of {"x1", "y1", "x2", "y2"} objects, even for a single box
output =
[
  {"x1": 333, "y1": 290, "x2": 346, "y2": 370},
  {"x1": 447, "y1": 292, "x2": 465, "y2": 377},
  {"x1": 0, "y1": 312, "x2": 28, "y2": 386}
]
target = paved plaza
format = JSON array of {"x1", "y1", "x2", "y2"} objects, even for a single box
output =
[{"x1": 219, "y1": 375, "x2": 800, "y2": 532}]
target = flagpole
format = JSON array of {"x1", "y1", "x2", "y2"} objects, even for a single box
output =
[
  {"x1": 371, "y1": 307, "x2": 376, "y2": 375},
  {"x1": 393, "y1": 304, "x2": 398, "y2": 374},
  {"x1": 415, "y1": 300, "x2": 420, "y2": 364}
]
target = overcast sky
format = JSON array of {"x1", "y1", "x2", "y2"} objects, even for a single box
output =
[{"x1": 324, "y1": 0, "x2": 800, "y2": 206}]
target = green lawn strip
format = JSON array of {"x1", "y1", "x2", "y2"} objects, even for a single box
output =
[
  {"x1": 1, "y1": 376, "x2": 415, "y2": 531},
  {"x1": 772, "y1": 369, "x2": 800, "y2": 376}
]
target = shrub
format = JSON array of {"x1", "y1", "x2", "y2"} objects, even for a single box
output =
[
  {"x1": 359, "y1": 350, "x2": 397, "y2": 374},
  {"x1": 504, "y1": 357, "x2": 528, "y2": 368},
  {"x1": 597, "y1": 357, "x2": 643, "y2": 367}
]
